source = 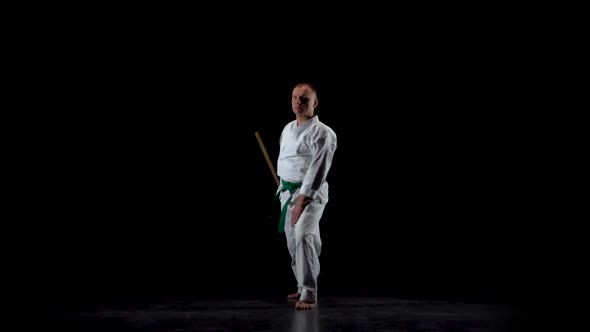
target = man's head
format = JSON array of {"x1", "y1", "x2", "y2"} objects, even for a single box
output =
[{"x1": 292, "y1": 83, "x2": 318, "y2": 118}]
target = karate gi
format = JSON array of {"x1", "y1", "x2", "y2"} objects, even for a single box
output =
[{"x1": 276, "y1": 116, "x2": 337, "y2": 303}]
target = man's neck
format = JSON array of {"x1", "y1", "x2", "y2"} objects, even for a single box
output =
[{"x1": 296, "y1": 114, "x2": 314, "y2": 126}]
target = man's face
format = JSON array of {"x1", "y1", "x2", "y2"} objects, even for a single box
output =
[{"x1": 292, "y1": 85, "x2": 318, "y2": 117}]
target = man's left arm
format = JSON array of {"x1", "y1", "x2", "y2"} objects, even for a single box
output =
[{"x1": 291, "y1": 135, "x2": 337, "y2": 225}]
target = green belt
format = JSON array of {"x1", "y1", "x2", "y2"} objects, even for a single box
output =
[{"x1": 273, "y1": 179, "x2": 302, "y2": 233}]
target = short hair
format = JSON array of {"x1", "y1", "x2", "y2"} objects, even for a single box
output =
[{"x1": 295, "y1": 82, "x2": 318, "y2": 97}]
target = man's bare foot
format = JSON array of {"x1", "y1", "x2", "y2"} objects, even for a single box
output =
[
  {"x1": 287, "y1": 292, "x2": 301, "y2": 300},
  {"x1": 295, "y1": 300, "x2": 316, "y2": 310}
]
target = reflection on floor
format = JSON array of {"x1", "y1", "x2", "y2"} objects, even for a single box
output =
[{"x1": 60, "y1": 297, "x2": 535, "y2": 331}]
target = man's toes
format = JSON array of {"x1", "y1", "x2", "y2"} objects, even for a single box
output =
[{"x1": 295, "y1": 301, "x2": 316, "y2": 310}]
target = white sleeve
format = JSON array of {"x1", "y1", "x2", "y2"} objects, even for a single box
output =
[{"x1": 299, "y1": 133, "x2": 337, "y2": 199}]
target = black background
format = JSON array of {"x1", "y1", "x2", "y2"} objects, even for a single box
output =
[{"x1": 15, "y1": 13, "x2": 558, "y2": 320}]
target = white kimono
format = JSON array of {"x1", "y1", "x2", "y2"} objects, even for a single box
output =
[{"x1": 276, "y1": 116, "x2": 337, "y2": 302}]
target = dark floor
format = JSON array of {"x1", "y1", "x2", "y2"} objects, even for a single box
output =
[{"x1": 57, "y1": 296, "x2": 536, "y2": 331}]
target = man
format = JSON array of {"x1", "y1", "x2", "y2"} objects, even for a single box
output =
[{"x1": 276, "y1": 82, "x2": 337, "y2": 310}]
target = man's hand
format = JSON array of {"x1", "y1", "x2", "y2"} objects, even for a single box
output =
[{"x1": 291, "y1": 195, "x2": 312, "y2": 227}]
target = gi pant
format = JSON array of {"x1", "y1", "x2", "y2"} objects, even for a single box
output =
[{"x1": 279, "y1": 189, "x2": 325, "y2": 302}]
